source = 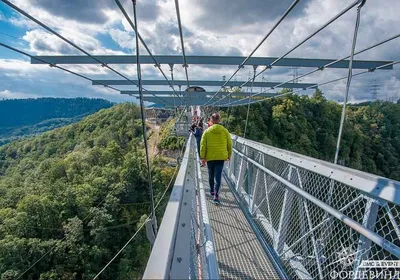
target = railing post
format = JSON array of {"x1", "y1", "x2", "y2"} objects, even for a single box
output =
[
  {"x1": 246, "y1": 159, "x2": 254, "y2": 207},
  {"x1": 352, "y1": 198, "x2": 380, "y2": 278},
  {"x1": 228, "y1": 136, "x2": 238, "y2": 180},
  {"x1": 236, "y1": 146, "x2": 247, "y2": 193},
  {"x1": 275, "y1": 165, "x2": 295, "y2": 254},
  {"x1": 251, "y1": 164, "x2": 260, "y2": 214}
]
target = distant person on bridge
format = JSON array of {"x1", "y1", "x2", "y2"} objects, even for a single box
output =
[
  {"x1": 200, "y1": 113, "x2": 232, "y2": 204},
  {"x1": 194, "y1": 120, "x2": 204, "y2": 158}
]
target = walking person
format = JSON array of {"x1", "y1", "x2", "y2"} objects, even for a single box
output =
[
  {"x1": 193, "y1": 120, "x2": 204, "y2": 165},
  {"x1": 200, "y1": 113, "x2": 232, "y2": 203}
]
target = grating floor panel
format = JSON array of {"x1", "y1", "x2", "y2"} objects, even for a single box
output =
[{"x1": 202, "y1": 168, "x2": 281, "y2": 279}]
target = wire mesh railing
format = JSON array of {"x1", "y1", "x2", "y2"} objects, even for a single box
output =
[
  {"x1": 143, "y1": 135, "x2": 219, "y2": 279},
  {"x1": 226, "y1": 135, "x2": 400, "y2": 280}
]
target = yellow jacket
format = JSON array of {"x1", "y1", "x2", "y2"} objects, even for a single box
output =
[{"x1": 200, "y1": 124, "x2": 232, "y2": 161}]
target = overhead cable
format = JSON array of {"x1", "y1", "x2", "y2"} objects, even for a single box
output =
[
  {"x1": 174, "y1": 0, "x2": 190, "y2": 88},
  {"x1": 225, "y1": 32, "x2": 400, "y2": 106},
  {"x1": 0, "y1": 43, "x2": 168, "y2": 105},
  {"x1": 204, "y1": 0, "x2": 300, "y2": 106},
  {"x1": 212, "y1": 0, "x2": 362, "y2": 106},
  {"x1": 114, "y1": 0, "x2": 182, "y2": 102},
  {"x1": 1, "y1": 0, "x2": 168, "y2": 104},
  {"x1": 243, "y1": 66, "x2": 257, "y2": 139},
  {"x1": 0, "y1": 43, "x2": 120, "y2": 92},
  {"x1": 132, "y1": 0, "x2": 158, "y2": 237},
  {"x1": 336, "y1": 0, "x2": 379, "y2": 166},
  {"x1": 229, "y1": 59, "x2": 400, "y2": 109}
]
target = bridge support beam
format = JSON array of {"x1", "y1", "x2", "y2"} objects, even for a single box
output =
[
  {"x1": 275, "y1": 166, "x2": 295, "y2": 254},
  {"x1": 352, "y1": 198, "x2": 380, "y2": 278}
]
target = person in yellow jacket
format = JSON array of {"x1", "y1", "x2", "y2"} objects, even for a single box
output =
[{"x1": 200, "y1": 113, "x2": 232, "y2": 203}]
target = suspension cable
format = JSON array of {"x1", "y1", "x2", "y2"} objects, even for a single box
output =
[
  {"x1": 132, "y1": 0, "x2": 157, "y2": 236},
  {"x1": 169, "y1": 64, "x2": 177, "y2": 108},
  {"x1": 114, "y1": 0, "x2": 182, "y2": 102},
  {"x1": 241, "y1": 0, "x2": 361, "y2": 87},
  {"x1": 0, "y1": 0, "x2": 169, "y2": 105},
  {"x1": 0, "y1": 43, "x2": 119, "y2": 92},
  {"x1": 243, "y1": 66, "x2": 257, "y2": 138},
  {"x1": 174, "y1": 0, "x2": 190, "y2": 88},
  {"x1": 334, "y1": 0, "x2": 365, "y2": 164},
  {"x1": 0, "y1": 43, "x2": 170, "y2": 105},
  {"x1": 93, "y1": 126, "x2": 188, "y2": 279},
  {"x1": 225, "y1": 32, "x2": 400, "y2": 107},
  {"x1": 212, "y1": 0, "x2": 362, "y2": 106},
  {"x1": 232, "y1": 59, "x2": 400, "y2": 109},
  {"x1": 204, "y1": 0, "x2": 300, "y2": 106}
]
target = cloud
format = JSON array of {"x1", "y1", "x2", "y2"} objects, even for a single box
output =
[
  {"x1": 1, "y1": 0, "x2": 399, "y2": 104},
  {"x1": 181, "y1": 0, "x2": 311, "y2": 33},
  {"x1": 109, "y1": 29, "x2": 135, "y2": 50},
  {"x1": 0, "y1": 58, "x2": 136, "y2": 102},
  {"x1": 0, "y1": 89, "x2": 39, "y2": 99},
  {"x1": 26, "y1": 0, "x2": 160, "y2": 24},
  {"x1": 22, "y1": 29, "x2": 125, "y2": 55},
  {"x1": 30, "y1": 0, "x2": 113, "y2": 24}
]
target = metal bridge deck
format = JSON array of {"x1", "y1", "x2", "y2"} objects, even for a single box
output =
[{"x1": 201, "y1": 167, "x2": 281, "y2": 279}]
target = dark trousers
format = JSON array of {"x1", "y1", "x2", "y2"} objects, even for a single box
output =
[
  {"x1": 196, "y1": 137, "x2": 201, "y2": 156},
  {"x1": 207, "y1": 160, "x2": 224, "y2": 195}
]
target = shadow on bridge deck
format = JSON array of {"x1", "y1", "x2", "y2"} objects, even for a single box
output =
[{"x1": 201, "y1": 167, "x2": 281, "y2": 279}]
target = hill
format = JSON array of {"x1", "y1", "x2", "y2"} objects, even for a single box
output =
[
  {"x1": 0, "y1": 98, "x2": 113, "y2": 145},
  {"x1": 0, "y1": 104, "x2": 176, "y2": 279},
  {"x1": 222, "y1": 89, "x2": 400, "y2": 181}
]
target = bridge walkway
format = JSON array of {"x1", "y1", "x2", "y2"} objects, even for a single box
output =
[{"x1": 201, "y1": 167, "x2": 281, "y2": 279}]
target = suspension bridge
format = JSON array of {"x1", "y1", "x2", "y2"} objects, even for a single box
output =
[{"x1": 1, "y1": 0, "x2": 399, "y2": 279}]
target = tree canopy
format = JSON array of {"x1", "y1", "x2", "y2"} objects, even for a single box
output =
[
  {"x1": 0, "y1": 98, "x2": 113, "y2": 146},
  {"x1": 0, "y1": 103, "x2": 176, "y2": 279},
  {"x1": 222, "y1": 89, "x2": 400, "y2": 181}
]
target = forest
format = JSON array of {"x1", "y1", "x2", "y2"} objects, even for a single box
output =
[
  {"x1": 0, "y1": 91, "x2": 399, "y2": 279},
  {"x1": 0, "y1": 103, "x2": 177, "y2": 279},
  {"x1": 0, "y1": 98, "x2": 113, "y2": 146},
  {"x1": 221, "y1": 89, "x2": 400, "y2": 181}
]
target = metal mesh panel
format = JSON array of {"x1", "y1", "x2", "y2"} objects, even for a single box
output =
[{"x1": 228, "y1": 137, "x2": 400, "y2": 279}]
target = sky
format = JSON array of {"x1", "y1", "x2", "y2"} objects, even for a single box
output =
[{"x1": 0, "y1": 0, "x2": 399, "y2": 105}]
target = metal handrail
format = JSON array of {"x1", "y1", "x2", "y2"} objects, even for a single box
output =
[
  {"x1": 143, "y1": 135, "x2": 219, "y2": 279},
  {"x1": 195, "y1": 150, "x2": 219, "y2": 279},
  {"x1": 143, "y1": 136, "x2": 192, "y2": 279},
  {"x1": 233, "y1": 136, "x2": 400, "y2": 204},
  {"x1": 233, "y1": 147, "x2": 400, "y2": 258},
  {"x1": 227, "y1": 134, "x2": 400, "y2": 279}
]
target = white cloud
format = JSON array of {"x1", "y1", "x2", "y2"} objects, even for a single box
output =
[
  {"x1": 109, "y1": 29, "x2": 134, "y2": 50},
  {"x1": 1, "y1": 0, "x2": 399, "y2": 103},
  {"x1": 0, "y1": 89, "x2": 39, "y2": 99}
]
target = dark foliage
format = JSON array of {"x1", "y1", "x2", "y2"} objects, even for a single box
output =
[
  {"x1": 0, "y1": 104, "x2": 175, "y2": 279},
  {"x1": 222, "y1": 89, "x2": 400, "y2": 181},
  {"x1": 0, "y1": 98, "x2": 113, "y2": 145}
]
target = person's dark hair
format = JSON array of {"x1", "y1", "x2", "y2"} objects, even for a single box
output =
[
  {"x1": 198, "y1": 120, "x2": 204, "y2": 127},
  {"x1": 211, "y1": 113, "x2": 220, "y2": 123}
]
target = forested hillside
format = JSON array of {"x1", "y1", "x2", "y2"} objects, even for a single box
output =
[
  {"x1": 0, "y1": 98, "x2": 113, "y2": 145},
  {"x1": 222, "y1": 89, "x2": 400, "y2": 181},
  {"x1": 0, "y1": 104, "x2": 176, "y2": 279}
]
